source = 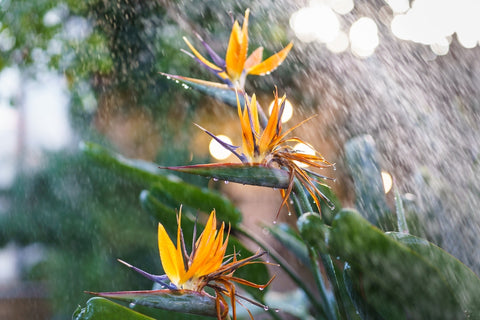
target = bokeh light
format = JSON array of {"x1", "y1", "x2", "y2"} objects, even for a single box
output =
[
  {"x1": 381, "y1": 171, "x2": 393, "y2": 194},
  {"x1": 430, "y1": 38, "x2": 450, "y2": 56},
  {"x1": 209, "y1": 135, "x2": 233, "y2": 160},
  {"x1": 290, "y1": 3, "x2": 340, "y2": 43},
  {"x1": 328, "y1": 0, "x2": 354, "y2": 15},
  {"x1": 349, "y1": 17, "x2": 379, "y2": 57},
  {"x1": 326, "y1": 30, "x2": 349, "y2": 53},
  {"x1": 390, "y1": 0, "x2": 480, "y2": 49},
  {"x1": 385, "y1": 0, "x2": 410, "y2": 13},
  {"x1": 268, "y1": 99, "x2": 293, "y2": 123},
  {"x1": 293, "y1": 142, "x2": 316, "y2": 168}
]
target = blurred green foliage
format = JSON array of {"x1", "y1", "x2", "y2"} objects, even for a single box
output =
[
  {"x1": 1, "y1": 151, "x2": 159, "y2": 316},
  {"x1": 1, "y1": 2, "x2": 294, "y2": 318}
]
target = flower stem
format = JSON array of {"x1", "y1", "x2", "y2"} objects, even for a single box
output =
[
  {"x1": 292, "y1": 178, "x2": 340, "y2": 320},
  {"x1": 236, "y1": 226, "x2": 326, "y2": 318}
]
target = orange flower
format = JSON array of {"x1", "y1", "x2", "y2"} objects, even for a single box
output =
[
  {"x1": 155, "y1": 209, "x2": 274, "y2": 319},
  {"x1": 183, "y1": 8, "x2": 293, "y2": 89},
  {"x1": 201, "y1": 89, "x2": 335, "y2": 217}
]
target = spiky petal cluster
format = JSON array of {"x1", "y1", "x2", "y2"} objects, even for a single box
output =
[
  {"x1": 183, "y1": 9, "x2": 293, "y2": 89},
  {"x1": 201, "y1": 89, "x2": 335, "y2": 217},
  {"x1": 124, "y1": 209, "x2": 274, "y2": 320},
  {"x1": 157, "y1": 209, "x2": 229, "y2": 290}
]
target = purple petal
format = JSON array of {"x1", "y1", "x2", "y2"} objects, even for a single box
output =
[
  {"x1": 194, "y1": 123, "x2": 247, "y2": 162},
  {"x1": 195, "y1": 33, "x2": 226, "y2": 68},
  {"x1": 181, "y1": 49, "x2": 232, "y2": 86},
  {"x1": 117, "y1": 259, "x2": 177, "y2": 290}
]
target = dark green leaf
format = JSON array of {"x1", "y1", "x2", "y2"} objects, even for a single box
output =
[
  {"x1": 327, "y1": 209, "x2": 465, "y2": 319},
  {"x1": 267, "y1": 223, "x2": 310, "y2": 267},
  {"x1": 388, "y1": 232, "x2": 480, "y2": 317},
  {"x1": 87, "y1": 290, "x2": 220, "y2": 318},
  {"x1": 164, "y1": 163, "x2": 290, "y2": 189},
  {"x1": 81, "y1": 142, "x2": 242, "y2": 226}
]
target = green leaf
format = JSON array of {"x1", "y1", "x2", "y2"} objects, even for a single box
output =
[
  {"x1": 343, "y1": 263, "x2": 382, "y2": 320},
  {"x1": 393, "y1": 187, "x2": 409, "y2": 233},
  {"x1": 79, "y1": 141, "x2": 165, "y2": 185},
  {"x1": 267, "y1": 223, "x2": 310, "y2": 267},
  {"x1": 149, "y1": 182, "x2": 242, "y2": 226},
  {"x1": 81, "y1": 142, "x2": 242, "y2": 226},
  {"x1": 344, "y1": 135, "x2": 391, "y2": 229},
  {"x1": 73, "y1": 297, "x2": 156, "y2": 320},
  {"x1": 86, "y1": 290, "x2": 221, "y2": 318},
  {"x1": 296, "y1": 212, "x2": 329, "y2": 253},
  {"x1": 387, "y1": 232, "x2": 480, "y2": 317},
  {"x1": 329, "y1": 209, "x2": 464, "y2": 319},
  {"x1": 163, "y1": 163, "x2": 290, "y2": 189}
]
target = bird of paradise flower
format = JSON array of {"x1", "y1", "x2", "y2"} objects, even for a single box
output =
[
  {"x1": 182, "y1": 8, "x2": 293, "y2": 89},
  {"x1": 194, "y1": 89, "x2": 335, "y2": 218},
  {"x1": 89, "y1": 209, "x2": 275, "y2": 320}
]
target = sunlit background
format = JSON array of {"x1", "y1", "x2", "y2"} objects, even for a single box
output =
[
  {"x1": 1, "y1": 0, "x2": 480, "y2": 318},
  {"x1": 289, "y1": 0, "x2": 480, "y2": 57}
]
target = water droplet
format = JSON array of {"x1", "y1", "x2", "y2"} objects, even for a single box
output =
[
  {"x1": 273, "y1": 220, "x2": 277, "y2": 224},
  {"x1": 263, "y1": 305, "x2": 269, "y2": 311},
  {"x1": 259, "y1": 287, "x2": 264, "y2": 291},
  {"x1": 274, "y1": 309, "x2": 280, "y2": 313},
  {"x1": 129, "y1": 303, "x2": 136, "y2": 308},
  {"x1": 212, "y1": 177, "x2": 219, "y2": 182},
  {"x1": 224, "y1": 180, "x2": 229, "y2": 184},
  {"x1": 288, "y1": 211, "x2": 292, "y2": 216}
]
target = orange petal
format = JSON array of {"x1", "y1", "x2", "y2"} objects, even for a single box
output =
[
  {"x1": 158, "y1": 222, "x2": 185, "y2": 286},
  {"x1": 226, "y1": 9, "x2": 249, "y2": 81},
  {"x1": 237, "y1": 92, "x2": 255, "y2": 159},
  {"x1": 183, "y1": 210, "x2": 225, "y2": 281},
  {"x1": 247, "y1": 42, "x2": 293, "y2": 75},
  {"x1": 244, "y1": 47, "x2": 264, "y2": 71},
  {"x1": 225, "y1": 21, "x2": 242, "y2": 80},
  {"x1": 259, "y1": 91, "x2": 284, "y2": 155},
  {"x1": 249, "y1": 94, "x2": 260, "y2": 135}
]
